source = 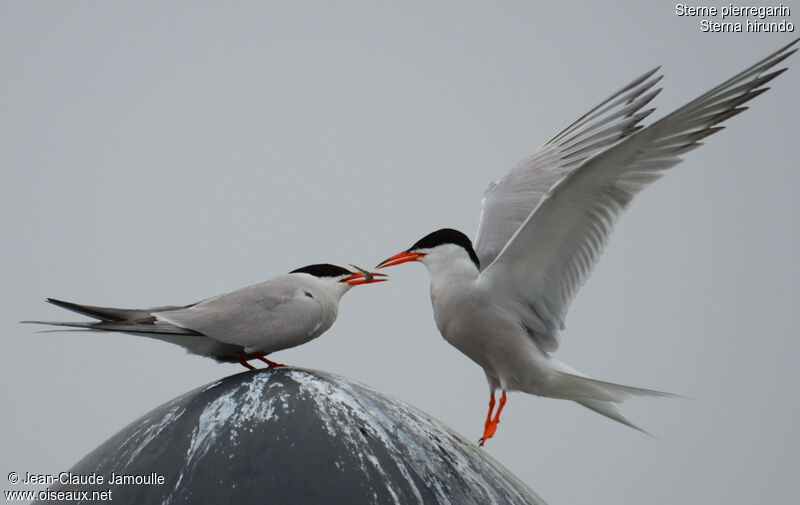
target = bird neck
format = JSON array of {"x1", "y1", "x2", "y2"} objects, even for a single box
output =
[
  {"x1": 423, "y1": 252, "x2": 480, "y2": 283},
  {"x1": 328, "y1": 282, "x2": 352, "y2": 301}
]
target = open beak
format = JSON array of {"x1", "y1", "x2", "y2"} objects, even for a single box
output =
[
  {"x1": 376, "y1": 251, "x2": 426, "y2": 269},
  {"x1": 340, "y1": 265, "x2": 389, "y2": 286}
]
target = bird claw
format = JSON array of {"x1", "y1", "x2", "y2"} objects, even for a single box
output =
[{"x1": 479, "y1": 418, "x2": 500, "y2": 446}]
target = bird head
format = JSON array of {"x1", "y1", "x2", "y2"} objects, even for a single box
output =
[{"x1": 376, "y1": 228, "x2": 480, "y2": 274}]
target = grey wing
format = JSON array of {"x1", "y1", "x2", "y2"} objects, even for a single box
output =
[
  {"x1": 156, "y1": 280, "x2": 326, "y2": 354},
  {"x1": 473, "y1": 68, "x2": 663, "y2": 269},
  {"x1": 481, "y1": 39, "x2": 797, "y2": 352}
]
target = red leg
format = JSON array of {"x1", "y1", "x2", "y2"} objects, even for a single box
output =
[
  {"x1": 484, "y1": 393, "x2": 496, "y2": 431},
  {"x1": 254, "y1": 352, "x2": 285, "y2": 368},
  {"x1": 238, "y1": 355, "x2": 256, "y2": 370},
  {"x1": 479, "y1": 392, "x2": 496, "y2": 446},
  {"x1": 492, "y1": 391, "x2": 507, "y2": 425},
  {"x1": 480, "y1": 391, "x2": 507, "y2": 446}
]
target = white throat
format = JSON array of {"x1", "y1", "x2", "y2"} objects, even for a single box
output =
[{"x1": 419, "y1": 244, "x2": 480, "y2": 282}]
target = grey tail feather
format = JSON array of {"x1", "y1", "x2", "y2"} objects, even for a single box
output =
[
  {"x1": 25, "y1": 297, "x2": 202, "y2": 337},
  {"x1": 45, "y1": 297, "x2": 154, "y2": 322},
  {"x1": 21, "y1": 319, "x2": 202, "y2": 336},
  {"x1": 574, "y1": 399, "x2": 654, "y2": 437},
  {"x1": 556, "y1": 372, "x2": 685, "y2": 436},
  {"x1": 570, "y1": 374, "x2": 685, "y2": 400},
  {"x1": 44, "y1": 297, "x2": 189, "y2": 323}
]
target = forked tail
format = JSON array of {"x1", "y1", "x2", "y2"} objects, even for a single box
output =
[
  {"x1": 556, "y1": 372, "x2": 679, "y2": 434},
  {"x1": 22, "y1": 298, "x2": 199, "y2": 336},
  {"x1": 22, "y1": 297, "x2": 252, "y2": 363}
]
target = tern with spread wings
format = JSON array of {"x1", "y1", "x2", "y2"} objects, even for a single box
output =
[
  {"x1": 378, "y1": 40, "x2": 797, "y2": 444},
  {"x1": 26, "y1": 264, "x2": 387, "y2": 368}
]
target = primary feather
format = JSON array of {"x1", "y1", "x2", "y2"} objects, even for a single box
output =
[
  {"x1": 474, "y1": 67, "x2": 663, "y2": 269},
  {"x1": 481, "y1": 39, "x2": 797, "y2": 353}
]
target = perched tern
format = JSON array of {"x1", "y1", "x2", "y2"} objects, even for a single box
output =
[
  {"x1": 25, "y1": 264, "x2": 387, "y2": 368},
  {"x1": 378, "y1": 40, "x2": 797, "y2": 444}
]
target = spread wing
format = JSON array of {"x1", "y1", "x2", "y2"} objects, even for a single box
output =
[
  {"x1": 156, "y1": 278, "x2": 326, "y2": 354},
  {"x1": 474, "y1": 67, "x2": 663, "y2": 269},
  {"x1": 480, "y1": 39, "x2": 797, "y2": 353}
]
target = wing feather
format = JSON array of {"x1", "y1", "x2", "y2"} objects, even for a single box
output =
[
  {"x1": 156, "y1": 277, "x2": 326, "y2": 354},
  {"x1": 474, "y1": 69, "x2": 664, "y2": 268},
  {"x1": 481, "y1": 39, "x2": 797, "y2": 352}
]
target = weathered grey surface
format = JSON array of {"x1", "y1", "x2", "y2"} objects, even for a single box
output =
[{"x1": 38, "y1": 368, "x2": 546, "y2": 505}]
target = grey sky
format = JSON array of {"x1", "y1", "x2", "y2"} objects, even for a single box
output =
[{"x1": 2, "y1": 3, "x2": 798, "y2": 504}]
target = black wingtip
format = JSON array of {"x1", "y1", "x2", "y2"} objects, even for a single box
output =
[
  {"x1": 760, "y1": 67, "x2": 789, "y2": 85},
  {"x1": 46, "y1": 297, "x2": 75, "y2": 310},
  {"x1": 771, "y1": 38, "x2": 800, "y2": 56}
]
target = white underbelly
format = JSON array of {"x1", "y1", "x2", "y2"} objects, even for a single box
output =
[{"x1": 433, "y1": 299, "x2": 552, "y2": 392}]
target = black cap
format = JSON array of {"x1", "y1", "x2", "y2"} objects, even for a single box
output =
[
  {"x1": 290, "y1": 264, "x2": 352, "y2": 278},
  {"x1": 409, "y1": 228, "x2": 480, "y2": 269}
]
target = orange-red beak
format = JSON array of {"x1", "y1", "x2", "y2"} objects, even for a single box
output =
[
  {"x1": 340, "y1": 270, "x2": 389, "y2": 286},
  {"x1": 376, "y1": 251, "x2": 426, "y2": 269}
]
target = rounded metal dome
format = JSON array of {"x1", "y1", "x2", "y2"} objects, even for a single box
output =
[{"x1": 39, "y1": 368, "x2": 545, "y2": 505}]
